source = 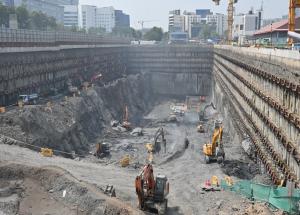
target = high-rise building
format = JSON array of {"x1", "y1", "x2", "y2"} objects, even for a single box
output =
[
  {"x1": 196, "y1": 9, "x2": 212, "y2": 18},
  {"x1": 3, "y1": 0, "x2": 78, "y2": 26},
  {"x1": 216, "y1": 13, "x2": 227, "y2": 36},
  {"x1": 96, "y1": 7, "x2": 115, "y2": 32},
  {"x1": 80, "y1": 5, "x2": 96, "y2": 30},
  {"x1": 169, "y1": 9, "x2": 185, "y2": 33},
  {"x1": 233, "y1": 9, "x2": 262, "y2": 44},
  {"x1": 115, "y1": 10, "x2": 130, "y2": 28},
  {"x1": 3, "y1": 0, "x2": 13, "y2": 6},
  {"x1": 12, "y1": 0, "x2": 64, "y2": 23},
  {"x1": 63, "y1": 5, "x2": 78, "y2": 27}
]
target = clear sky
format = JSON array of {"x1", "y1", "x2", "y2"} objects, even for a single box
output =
[{"x1": 80, "y1": 0, "x2": 288, "y2": 31}]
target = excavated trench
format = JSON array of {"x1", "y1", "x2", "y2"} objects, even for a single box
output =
[{"x1": 0, "y1": 45, "x2": 279, "y2": 215}]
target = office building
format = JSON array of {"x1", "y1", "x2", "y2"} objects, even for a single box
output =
[
  {"x1": 96, "y1": 6, "x2": 115, "y2": 32},
  {"x1": 115, "y1": 10, "x2": 130, "y2": 28},
  {"x1": 63, "y1": 5, "x2": 78, "y2": 27},
  {"x1": 233, "y1": 9, "x2": 262, "y2": 44},
  {"x1": 12, "y1": 0, "x2": 64, "y2": 23},
  {"x1": 80, "y1": 5, "x2": 96, "y2": 30},
  {"x1": 196, "y1": 9, "x2": 211, "y2": 18},
  {"x1": 216, "y1": 13, "x2": 227, "y2": 36},
  {"x1": 169, "y1": 10, "x2": 185, "y2": 33}
]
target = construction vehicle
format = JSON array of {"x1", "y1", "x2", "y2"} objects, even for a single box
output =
[
  {"x1": 146, "y1": 127, "x2": 166, "y2": 154},
  {"x1": 203, "y1": 120, "x2": 225, "y2": 164},
  {"x1": 18, "y1": 93, "x2": 38, "y2": 106},
  {"x1": 198, "y1": 102, "x2": 216, "y2": 121},
  {"x1": 135, "y1": 164, "x2": 169, "y2": 214},
  {"x1": 154, "y1": 127, "x2": 166, "y2": 153},
  {"x1": 197, "y1": 124, "x2": 205, "y2": 133},
  {"x1": 122, "y1": 105, "x2": 131, "y2": 130},
  {"x1": 82, "y1": 73, "x2": 103, "y2": 90},
  {"x1": 94, "y1": 142, "x2": 110, "y2": 158}
]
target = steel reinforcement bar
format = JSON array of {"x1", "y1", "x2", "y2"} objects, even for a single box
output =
[
  {"x1": 215, "y1": 51, "x2": 300, "y2": 95},
  {"x1": 215, "y1": 64, "x2": 298, "y2": 181},
  {"x1": 214, "y1": 70, "x2": 286, "y2": 185},
  {"x1": 215, "y1": 65, "x2": 299, "y2": 183},
  {"x1": 215, "y1": 58, "x2": 300, "y2": 162}
]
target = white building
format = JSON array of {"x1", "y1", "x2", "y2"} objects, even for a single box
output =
[
  {"x1": 169, "y1": 10, "x2": 185, "y2": 32},
  {"x1": 233, "y1": 11, "x2": 260, "y2": 45},
  {"x1": 63, "y1": 5, "x2": 78, "y2": 27},
  {"x1": 206, "y1": 14, "x2": 217, "y2": 25},
  {"x1": 80, "y1": 5, "x2": 96, "y2": 30},
  {"x1": 96, "y1": 6, "x2": 115, "y2": 32},
  {"x1": 216, "y1": 13, "x2": 227, "y2": 36}
]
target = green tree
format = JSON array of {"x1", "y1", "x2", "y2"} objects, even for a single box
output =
[
  {"x1": 88, "y1": 27, "x2": 106, "y2": 35},
  {"x1": 131, "y1": 28, "x2": 142, "y2": 40},
  {"x1": 0, "y1": 3, "x2": 9, "y2": 27},
  {"x1": 201, "y1": 24, "x2": 211, "y2": 39},
  {"x1": 112, "y1": 26, "x2": 132, "y2": 37},
  {"x1": 16, "y1": 6, "x2": 30, "y2": 29},
  {"x1": 143, "y1": 27, "x2": 163, "y2": 41}
]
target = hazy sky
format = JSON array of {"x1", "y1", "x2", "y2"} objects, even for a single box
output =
[{"x1": 80, "y1": 0, "x2": 288, "y2": 31}]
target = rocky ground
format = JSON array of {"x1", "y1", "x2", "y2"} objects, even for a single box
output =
[{"x1": 0, "y1": 93, "x2": 281, "y2": 214}]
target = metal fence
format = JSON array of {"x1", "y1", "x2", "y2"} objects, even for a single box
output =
[{"x1": 0, "y1": 28, "x2": 130, "y2": 46}]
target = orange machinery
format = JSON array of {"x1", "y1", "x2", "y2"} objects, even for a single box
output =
[{"x1": 135, "y1": 164, "x2": 169, "y2": 214}]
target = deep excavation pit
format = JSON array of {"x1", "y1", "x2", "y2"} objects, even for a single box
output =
[{"x1": 0, "y1": 45, "x2": 280, "y2": 215}]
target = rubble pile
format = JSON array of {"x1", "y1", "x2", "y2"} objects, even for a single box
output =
[{"x1": 0, "y1": 74, "x2": 153, "y2": 156}]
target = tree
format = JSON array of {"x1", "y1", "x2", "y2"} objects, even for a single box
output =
[
  {"x1": 162, "y1": 32, "x2": 169, "y2": 41},
  {"x1": 112, "y1": 26, "x2": 132, "y2": 37},
  {"x1": 0, "y1": 3, "x2": 9, "y2": 27},
  {"x1": 88, "y1": 27, "x2": 106, "y2": 35},
  {"x1": 16, "y1": 6, "x2": 29, "y2": 29},
  {"x1": 143, "y1": 27, "x2": 163, "y2": 41},
  {"x1": 200, "y1": 24, "x2": 218, "y2": 40},
  {"x1": 131, "y1": 28, "x2": 142, "y2": 40}
]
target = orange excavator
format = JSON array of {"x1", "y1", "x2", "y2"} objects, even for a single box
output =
[
  {"x1": 135, "y1": 164, "x2": 169, "y2": 214},
  {"x1": 203, "y1": 120, "x2": 225, "y2": 164}
]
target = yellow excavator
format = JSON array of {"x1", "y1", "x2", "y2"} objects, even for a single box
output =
[{"x1": 203, "y1": 120, "x2": 225, "y2": 164}]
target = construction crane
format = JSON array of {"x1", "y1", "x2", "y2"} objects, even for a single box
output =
[
  {"x1": 212, "y1": 0, "x2": 238, "y2": 44},
  {"x1": 138, "y1": 20, "x2": 158, "y2": 30},
  {"x1": 288, "y1": 0, "x2": 300, "y2": 45}
]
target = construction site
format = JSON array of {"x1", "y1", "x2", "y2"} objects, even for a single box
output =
[{"x1": 1, "y1": 1, "x2": 300, "y2": 215}]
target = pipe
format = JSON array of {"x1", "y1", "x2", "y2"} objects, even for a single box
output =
[{"x1": 288, "y1": 31, "x2": 300, "y2": 40}]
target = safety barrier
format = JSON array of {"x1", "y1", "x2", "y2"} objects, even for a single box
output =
[
  {"x1": 0, "y1": 27, "x2": 131, "y2": 46},
  {"x1": 221, "y1": 180, "x2": 300, "y2": 214}
]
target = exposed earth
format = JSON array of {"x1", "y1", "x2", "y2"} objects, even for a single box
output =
[{"x1": 0, "y1": 99, "x2": 280, "y2": 215}]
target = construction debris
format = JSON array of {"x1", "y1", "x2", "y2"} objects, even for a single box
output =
[{"x1": 130, "y1": 127, "x2": 143, "y2": 136}]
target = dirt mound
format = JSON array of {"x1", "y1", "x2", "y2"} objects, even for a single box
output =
[
  {"x1": 0, "y1": 163, "x2": 141, "y2": 215},
  {"x1": 221, "y1": 160, "x2": 259, "y2": 180},
  {"x1": 0, "y1": 74, "x2": 153, "y2": 156}
]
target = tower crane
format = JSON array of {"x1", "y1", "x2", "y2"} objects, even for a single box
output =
[
  {"x1": 212, "y1": 0, "x2": 238, "y2": 44},
  {"x1": 288, "y1": 0, "x2": 300, "y2": 46},
  {"x1": 138, "y1": 20, "x2": 158, "y2": 30}
]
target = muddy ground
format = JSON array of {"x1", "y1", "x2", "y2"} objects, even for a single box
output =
[{"x1": 0, "y1": 96, "x2": 280, "y2": 215}]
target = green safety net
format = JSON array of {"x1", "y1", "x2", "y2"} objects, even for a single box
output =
[{"x1": 221, "y1": 180, "x2": 300, "y2": 214}]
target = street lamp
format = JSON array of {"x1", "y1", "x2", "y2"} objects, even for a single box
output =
[{"x1": 270, "y1": 22, "x2": 273, "y2": 47}]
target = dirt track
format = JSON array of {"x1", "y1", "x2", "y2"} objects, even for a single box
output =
[{"x1": 0, "y1": 100, "x2": 277, "y2": 215}]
